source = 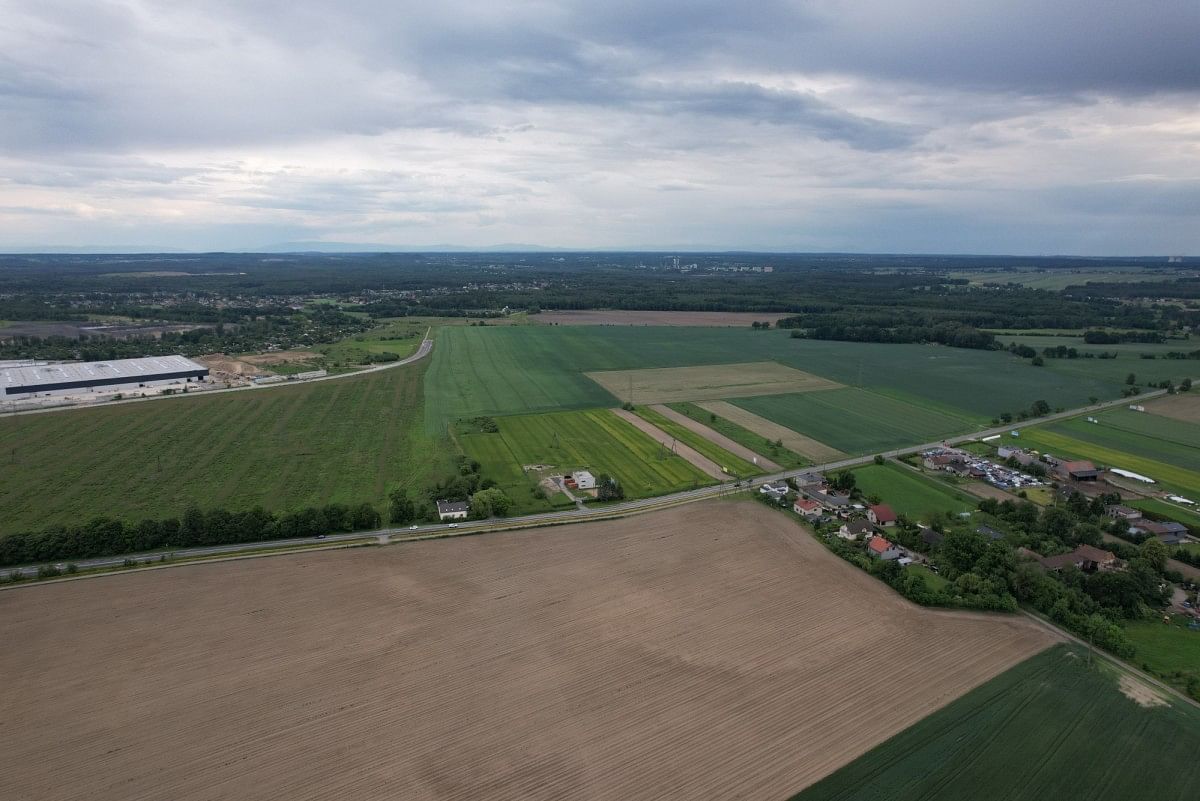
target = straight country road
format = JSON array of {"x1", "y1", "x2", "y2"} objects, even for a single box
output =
[{"x1": 1, "y1": 387, "x2": 1167, "y2": 580}]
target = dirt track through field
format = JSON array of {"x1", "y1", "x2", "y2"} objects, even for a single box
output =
[
  {"x1": 610, "y1": 407, "x2": 731, "y2": 480},
  {"x1": 0, "y1": 502, "x2": 1055, "y2": 801},
  {"x1": 697, "y1": 399, "x2": 846, "y2": 462},
  {"x1": 649, "y1": 403, "x2": 782, "y2": 471}
]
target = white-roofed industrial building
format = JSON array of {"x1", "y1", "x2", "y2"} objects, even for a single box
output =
[{"x1": 1, "y1": 355, "x2": 209, "y2": 400}]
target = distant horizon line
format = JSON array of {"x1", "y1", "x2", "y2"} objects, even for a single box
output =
[{"x1": 0, "y1": 244, "x2": 1191, "y2": 260}]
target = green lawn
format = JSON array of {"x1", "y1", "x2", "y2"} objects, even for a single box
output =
[
  {"x1": 907, "y1": 563, "x2": 950, "y2": 592},
  {"x1": 1017, "y1": 426, "x2": 1200, "y2": 499},
  {"x1": 1124, "y1": 616, "x2": 1200, "y2": 695},
  {"x1": 631, "y1": 406, "x2": 764, "y2": 478},
  {"x1": 851, "y1": 462, "x2": 975, "y2": 522},
  {"x1": 0, "y1": 361, "x2": 448, "y2": 534},
  {"x1": 793, "y1": 645, "x2": 1200, "y2": 801},
  {"x1": 667, "y1": 402, "x2": 809, "y2": 468},
  {"x1": 732, "y1": 389, "x2": 978, "y2": 455},
  {"x1": 458, "y1": 408, "x2": 714, "y2": 504}
]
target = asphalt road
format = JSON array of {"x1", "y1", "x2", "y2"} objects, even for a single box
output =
[{"x1": 1, "y1": 387, "x2": 1167, "y2": 579}]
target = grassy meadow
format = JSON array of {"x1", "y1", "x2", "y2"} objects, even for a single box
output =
[
  {"x1": 0, "y1": 362, "x2": 447, "y2": 534},
  {"x1": 851, "y1": 462, "x2": 975, "y2": 522},
  {"x1": 794, "y1": 645, "x2": 1200, "y2": 801},
  {"x1": 1124, "y1": 616, "x2": 1200, "y2": 698},
  {"x1": 1018, "y1": 423, "x2": 1200, "y2": 498}
]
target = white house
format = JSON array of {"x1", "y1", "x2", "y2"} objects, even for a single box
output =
[
  {"x1": 867, "y1": 535, "x2": 903, "y2": 561},
  {"x1": 759, "y1": 480, "x2": 790, "y2": 499},
  {"x1": 436, "y1": 500, "x2": 470, "y2": 520},
  {"x1": 571, "y1": 470, "x2": 596, "y2": 490}
]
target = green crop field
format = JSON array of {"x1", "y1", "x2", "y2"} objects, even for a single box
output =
[
  {"x1": 0, "y1": 363, "x2": 447, "y2": 534},
  {"x1": 1130, "y1": 498, "x2": 1200, "y2": 528},
  {"x1": 423, "y1": 325, "x2": 1131, "y2": 434},
  {"x1": 851, "y1": 462, "x2": 975, "y2": 521},
  {"x1": 631, "y1": 406, "x2": 763, "y2": 478},
  {"x1": 1124, "y1": 616, "x2": 1200, "y2": 696},
  {"x1": 1017, "y1": 427, "x2": 1200, "y2": 499},
  {"x1": 731, "y1": 389, "x2": 978, "y2": 455},
  {"x1": 458, "y1": 408, "x2": 714, "y2": 503},
  {"x1": 794, "y1": 645, "x2": 1200, "y2": 801},
  {"x1": 667, "y1": 402, "x2": 809, "y2": 468},
  {"x1": 1096, "y1": 406, "x2": 1200, "y2": 449}
]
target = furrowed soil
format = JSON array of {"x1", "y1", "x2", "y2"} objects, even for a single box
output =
[{"x1": 0, "y1": 501, "x2": 1054, "y2": 801}]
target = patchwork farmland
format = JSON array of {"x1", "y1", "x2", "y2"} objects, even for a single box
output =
[
  {"x1": 692, "y1": 400, "x2": 844, "y2": 463},
  {"x1": 795, "y1": 645, "x2": 1200, "y2": 801},
  {"x1": 0, "y1": 501, "x2": 1054, "y2": 801}
]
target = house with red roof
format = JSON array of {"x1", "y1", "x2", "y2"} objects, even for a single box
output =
[
  {"x1": 793, "y1": 498, "x2": 822, "y2": 521},
  {"x1": 867, "y1": 504, "x2": 897, "y2": 527},
  {"x1": 866, "y1": 535, "x2": 902, "y2": 561}
]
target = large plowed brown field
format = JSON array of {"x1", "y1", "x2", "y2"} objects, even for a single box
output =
[{"x1": 0, "y1": 502, "x2": 1055, "y2": 801}]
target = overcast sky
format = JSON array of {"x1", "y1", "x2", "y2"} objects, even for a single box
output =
[{"x1": 1, "y1": 0, "x2": 1198, "y2": 254}]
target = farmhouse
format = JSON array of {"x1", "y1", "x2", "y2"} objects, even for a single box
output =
[
  {"x1": 0, "y1": 355, "x2": 208, "y2": 399},
  {"x1": 793, "y1": 472, "x2": 825, "y2": 490},
  {"x1": 838, "y1": 519, "x2": 875, "y2": 540},
  {"x1": 868, "y1": 504, "x2": 897, "y2": 527},
  {"x1": 1037, "y1": 545, "x2": 1118, "y2": 573},
  {"x1": 866, "y1": 535, "x2": 902, "y2": 561},
  {"x1": 1106, "y1": 504, "x2": 1142, "y2": 521},
  {"x1": 571, "y1": 470, "x2": 596, "y2": 490},
  {"x1": 436, "y1": 500, "x2": 470, "y2": 521},
  {"x1": 793, "y1": 498, "x2": 822, "y2": 521}
]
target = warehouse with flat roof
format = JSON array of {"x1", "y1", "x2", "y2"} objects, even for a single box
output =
[{"x1": 1, "y1": 355, "x2": 209, "y2": 399}]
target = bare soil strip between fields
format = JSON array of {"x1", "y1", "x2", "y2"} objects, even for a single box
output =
[
  {"x1": 610, "y1": 408, "x2": 731, "y2": 481},
  {"x1": 696, "y1": 400, "x2": 846, "y2": 462},
  {"x1": 649, "y1": 403, "x2": 782, "y2": 471}
]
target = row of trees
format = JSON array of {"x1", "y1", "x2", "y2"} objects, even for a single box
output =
[{"x1": 0, "y1": 502, "x2": 383, "y2": 568}]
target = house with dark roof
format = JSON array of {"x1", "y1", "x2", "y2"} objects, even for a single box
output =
[
  {"x1": 976, "y1": 525, "x2": 1006, "y2": 541},
  {"x1": 436, "y1": 500, "x2": 470, "y2": 521},
  {"x1": 838, "y1": 519, "x2": 875, "y2": 540},
  {"x1": 1130, "y1": 520, "x2": 1189, "y2": 538},
  {"x1": 868, "y1": 504, "x2": 897, "y2": 527},
  {"x1": 1037, "y1": 544, "x2": 1118, "y2": 573}
]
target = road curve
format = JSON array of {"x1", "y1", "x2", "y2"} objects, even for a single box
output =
[
  {"x1": 0, "y1": 387, "x2": 1168, "y2": 580},
  {"x1": 0, "y1": 330, "x2": 433, "y2": 419}
]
